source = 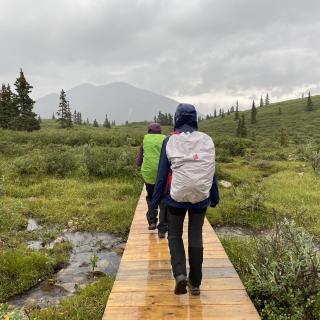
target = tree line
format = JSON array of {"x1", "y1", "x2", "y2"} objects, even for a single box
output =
[{"x1": 0, "y1": 69, "x2": 40, "y2": 131}]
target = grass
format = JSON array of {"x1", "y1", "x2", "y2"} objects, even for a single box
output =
[
  {"x1": 0, "y1": 95, "x2": 320, "y2": 319},
  {"x1": 30, "y1": 277, "x2": 114, "y2": 320}
]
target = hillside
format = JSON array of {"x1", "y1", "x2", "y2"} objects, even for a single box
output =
[
  {"x1": 34, "y1": 82, "x2": 179, "y2": 124},
  {"x1": 200, "y1": 95, "x2": 320, "y2": 143}
]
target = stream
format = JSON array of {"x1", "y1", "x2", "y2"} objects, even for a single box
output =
[{"x1": 9, "y1": 219, "x2": 124, "y2": 309}]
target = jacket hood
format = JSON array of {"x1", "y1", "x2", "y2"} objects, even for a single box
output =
[
  {"x1": 148, "y1": 122, "x2": 162, "y2": 134},
  {"x1": 174, "y1": 103, "x2": 198, "y2": 131}
]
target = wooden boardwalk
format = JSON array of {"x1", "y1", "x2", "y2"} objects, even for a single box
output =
[{"x1": 103, "y1": 190, "x2": 260, "y2": 320}]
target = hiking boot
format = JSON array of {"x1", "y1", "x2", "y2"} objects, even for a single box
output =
[
  {"x1": 188, "y1": 279, "x2": 200, "y2": 295},
  {"x1": 148, "y1": 223, "x2": 157, "y2": 230},
  {"x1": 174, "y1": 274, "x2": 187, "y2": 295},
  {"x1": 158, "y1": 231, "x2": 166, "y2": 239}
]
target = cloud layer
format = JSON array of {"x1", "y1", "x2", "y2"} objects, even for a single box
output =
[{"x1": 1, "y1": 0, "x2": 320, "y2": 112}]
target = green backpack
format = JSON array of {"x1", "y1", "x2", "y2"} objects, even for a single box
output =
[{"x1": 141, "y1": 133, "x2": 166, "y2": 184}]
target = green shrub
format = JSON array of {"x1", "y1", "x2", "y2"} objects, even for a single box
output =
[
  {"x1": 83, "y1": 146, "x2": 137, "y2": 178},
  {"x1": 247, "y1": 219, "x2": 320, "y2": 320},
  {"x1": 13, "y1": 152, "x2": 46, "y2": 175},
  {"x1": 216, "y1": 137, "x2": 252, "y2": 157},
  {"x1": 45, "y1": 147, "x2": 78, "y2": 177}
]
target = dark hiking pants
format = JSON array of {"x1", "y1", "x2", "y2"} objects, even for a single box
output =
[
  {"x1": 167, "y1": 206, "x2": 206, "y2": 287},
  {"x1": 145, "y1": 183, "x2": 167, "y2": 233}
]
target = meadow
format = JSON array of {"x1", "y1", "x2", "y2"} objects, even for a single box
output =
[{"x1": 0, "y1": 95, "x2": 320, "y2": 319}]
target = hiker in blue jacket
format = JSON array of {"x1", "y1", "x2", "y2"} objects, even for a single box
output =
[{"x1": 151, "y1": 103, "x2": 220, "y2": 295}]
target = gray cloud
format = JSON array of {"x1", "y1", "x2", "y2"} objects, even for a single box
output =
[{"x1": 1, "y1": 0, "x2": 320, "y2": 112}]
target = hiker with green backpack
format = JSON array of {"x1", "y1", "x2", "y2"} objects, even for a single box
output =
[{"x1": 136, "y1": 123, "x2": 167, "y2": 238}]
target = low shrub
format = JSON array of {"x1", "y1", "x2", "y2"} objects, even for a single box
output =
[
  {"x1": 83, "y1": 146, "x2": 138, "y2": 178},
  {"x1": 247, "y1": 219, "x2": 320, "y2": 320},
  {"x1": 45, "y1": 146, "x2": 78, "y2": 177}
]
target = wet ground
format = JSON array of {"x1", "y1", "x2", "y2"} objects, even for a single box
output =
[
  {"x1": 214, "y1": 225, "x2": 270, "y2": 237},
  {"x1": 9, "y1": 219, "x2": 124, "y2": 309}
]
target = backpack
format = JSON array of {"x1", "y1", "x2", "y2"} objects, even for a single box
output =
[{"x1": 166, "y1": 131, "x2": 215, "y2": 204}]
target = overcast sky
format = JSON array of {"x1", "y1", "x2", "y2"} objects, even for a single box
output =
[{"x1": 1, "y1": 0, "x2": 320, "y2": 113}]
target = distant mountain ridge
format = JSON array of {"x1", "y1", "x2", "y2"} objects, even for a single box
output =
[{"x1": 34, "y1": 82, "x2": 179, "y2": 124}]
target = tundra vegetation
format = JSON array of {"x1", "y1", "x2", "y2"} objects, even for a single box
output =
[{"x1": 0, "y1": 92, "x2": 320, "y2": 319}]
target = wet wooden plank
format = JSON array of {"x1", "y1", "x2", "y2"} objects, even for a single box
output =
[{"x1": 102, "y1": 189, "x2": 260, "y2": 320}]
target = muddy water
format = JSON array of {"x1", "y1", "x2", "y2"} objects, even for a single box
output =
[
  {"x1": 27, "y1": 217, "x2": 41, "y2": 231},
  {"x1": 10, "y1": 229, "x2": 123, "y2": 308},
  {"x1": 214, "y1": 225, "x2": 270, "y2": 237}
]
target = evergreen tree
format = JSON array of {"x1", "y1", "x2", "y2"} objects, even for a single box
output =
[
  {"x1": 0, "y1": 84, "x2": 13, "y2": 129},
  {"x1": 214, "y1": 109, "x2": 217, "y2": 118},
  {"x1": 65, "y1": 101, "x2": 72, "y2": 127},
  {"x1": 236, "y1": 114, "x2": 247, "y2": 137},
  {"x1": 73, "y1": 110, "x2": 77, "y2": 123},
  {"x1": 221, "y1": 109, "x2": 225, "y2": 118},
  {"x1": 57, "y1": 89, "x2": 72, "y2": 128},
  {"x1": 234, "y1": 102, "x2": 239, "y2": 120},
  {"x1": 93, "y1": 119, "x2": 99, "y2": 127},
  {"x1": 265, "y1": 93, "x2": 270, "y2": 106},
  {"x1": 230, "y1": 106, "x2": 235, "y2": 113},
  {"x1": 260, "y1": 96, "x2": 264, "y2": 107},
  {"x1": 38, "y1": 115, "x2": 41, "y2": 123},
  {"x1": 306, "y1": 91, "x2": 313, "y2": 111},
  {"x1": 77, "y1": 112, "x2": 82, "y2": 125},
  {"x1": 86, "y1": 118, "x2": 90, "y2": 125},
  {"x1": 52, "y1": 113, "x2": 56, "y2": 120},
  {"x1": 251, "y1": 100, "x2": 257, "y2": 124},
  {"x1": 227, "y1": 109, "x2": 230, "y2": 115},
  {"x1": 103, "y1": 114, "x2": 111, "y2": 128},
  {"x1": 13, "y1": 69, "x2": 40, "y2": 131},
  {"x1": 279, "y1": 128, "x2": 288, "y2": 146}
]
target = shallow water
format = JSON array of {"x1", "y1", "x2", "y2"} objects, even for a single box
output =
[
  {"x1": 214, "y1": 225, "x2": 270, "y2": 237},
  {"x1": 27, "y1": 217, "x2": 41, "y2": 231},
  {"x1": 10, "y1": 231, "x2": 123, "y2": 308}
]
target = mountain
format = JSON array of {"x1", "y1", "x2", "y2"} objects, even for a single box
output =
[{"x1": 34, "y1": 82, "x2": 179, "y2": 124}]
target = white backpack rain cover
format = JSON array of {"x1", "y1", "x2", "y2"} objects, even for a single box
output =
[{"x1": 166, "y1": 131, "x2": 215, "y2": 204}]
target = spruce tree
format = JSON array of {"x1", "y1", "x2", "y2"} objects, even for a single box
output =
[
  {"x1": 103, "y1": 114, "x2": 111, "y2": 128},
  {"x1": 251, "y1": 100, "x2": 257, "y2": 124},
  {"x1": 234, "y1": 101, "x2": 239, "y2": 120},
  {"x1": 0, "y1": 84, "x2": 12, "y2": 129},
  {"x1": 93, "y1": 119, "x2": 99, "y2": 127},
  {"x1": 52, "y1": 113, "x2": 56, "y2": 120},
  {"x1": 306, "y1": 91, "x2": 313, "y2": 111},
  {"x1": 241, "y1": 114, "x2": 247, "y2": 137},
  {"x1": 230, "y1": 106, "x2": 235, "y2": 113},
  {"x1": 280, "y1": 128, "x2": 288, "y2": 146},
  {"x1": 73, "y1": 110, "x2": 77, "y2": 123},
  {"x1": 236, "y1": 114, "x2": 247, "y2": 137},
  {"x1": 13, "y1": 69, "x2": 40, "y2": 131},
  {"x1": 227, "y1": 109, "x2": 230, "y2": 115},
  {"x1": 57, "y1": 89, "x2": 72, "y2": 128},
  {"x1": 221, "y1": 109, "x2": 225, "y2": 118},
  {"x1": 265, "y1": 93, "x2": 270, "y2": 106},
  {"x1": 260, "y1": 96, "x2": 264, "y2": 107},
  {"x1": 214, "y1": 109, "x2": 217, "y2": 118},
  {"x1": 65, "y1": 101, "x2": 72, "y2": 127}
]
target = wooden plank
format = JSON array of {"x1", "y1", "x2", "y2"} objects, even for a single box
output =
[
  {"x1": 103, "y1": 305, "x2": 259, "y2": 320},
  {"x1": 102, "y1": 189, "x2": 260, "y2": 320}
]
